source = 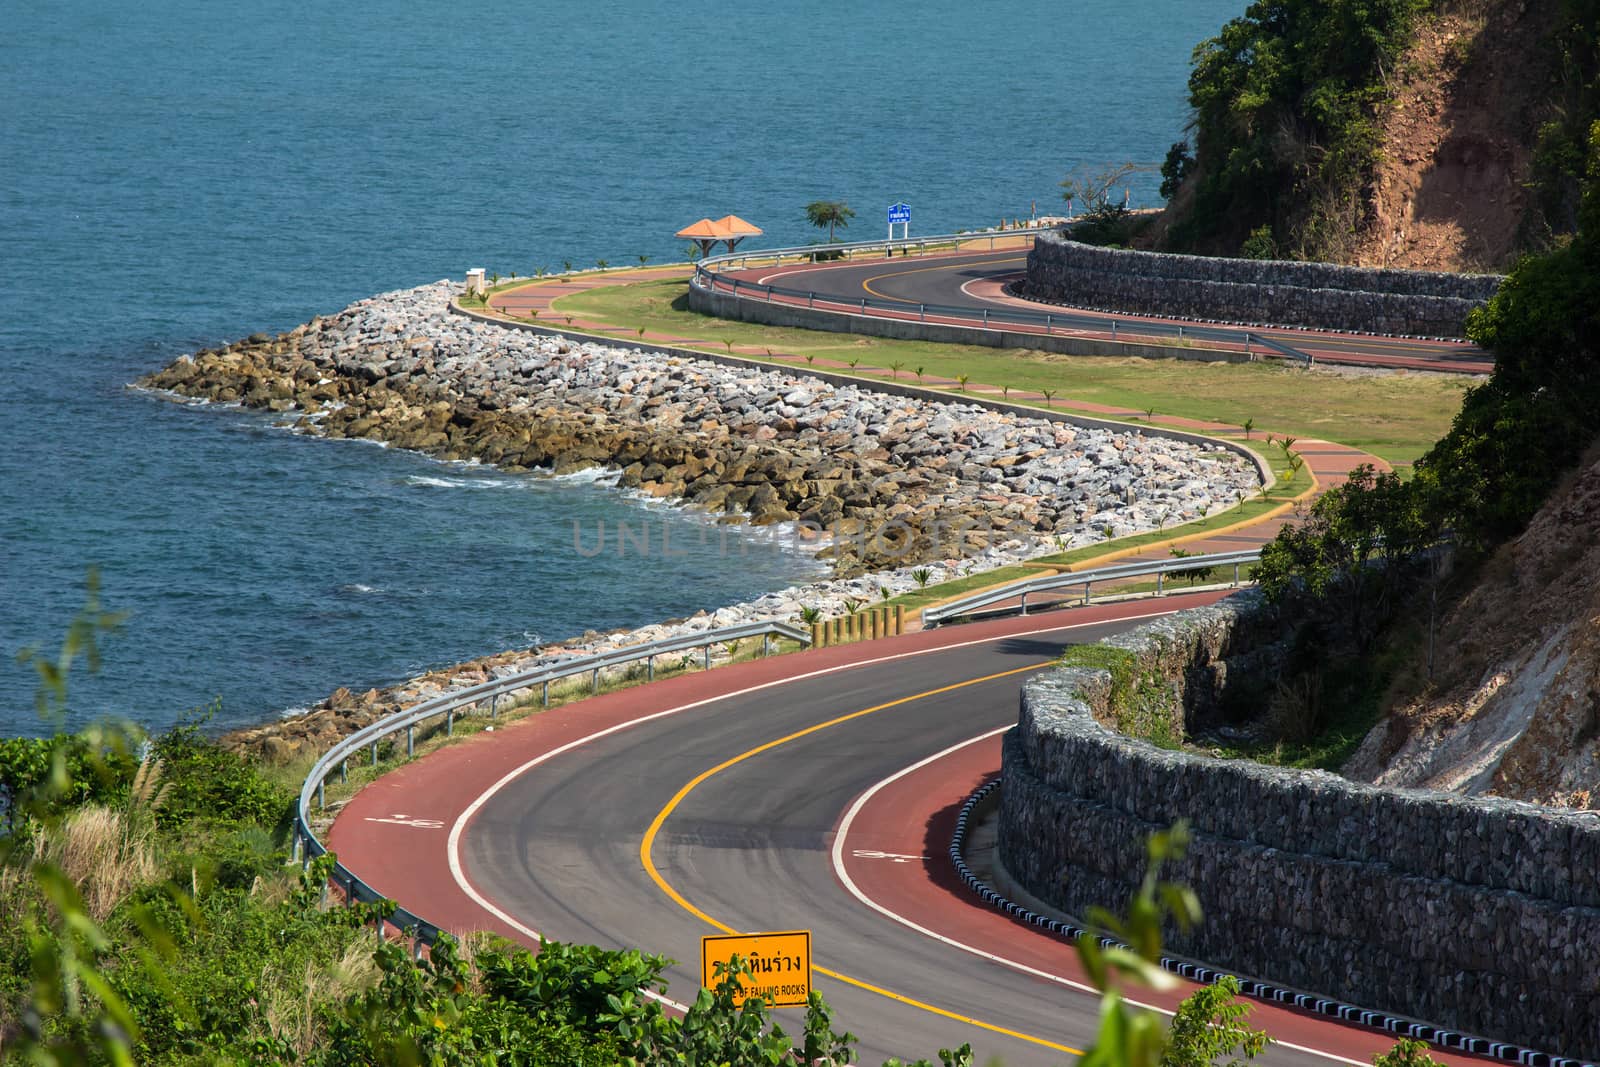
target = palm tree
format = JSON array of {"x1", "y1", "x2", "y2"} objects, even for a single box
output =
[{"x1": 805, "y1": 200, "x2": 856, "y2": 242}]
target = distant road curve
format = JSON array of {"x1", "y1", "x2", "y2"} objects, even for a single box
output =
[{"x1": 718, "y1": 248, "x2": 1493, "y2": 374}]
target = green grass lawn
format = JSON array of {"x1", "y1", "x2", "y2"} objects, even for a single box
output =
[{"x1": 545, "y1": 277, "x2": 1470, "y2": 465}]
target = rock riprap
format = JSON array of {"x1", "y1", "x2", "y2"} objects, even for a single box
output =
[{"x1": 141, "y1": 280, "x2": 1259, "y2": 574}]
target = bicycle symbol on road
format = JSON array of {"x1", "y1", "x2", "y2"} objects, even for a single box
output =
[{"x1": 364, "y1": 813, "x2": 444, "y2": 829}]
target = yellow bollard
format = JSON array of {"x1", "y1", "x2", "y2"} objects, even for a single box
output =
[{"x1": 812, "y1": 622, "x2": 825, "y2": 648}]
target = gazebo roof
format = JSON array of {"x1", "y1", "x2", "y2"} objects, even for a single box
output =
[
  {"x1": 675, "y1": 218, "x2": 726, "y2": 240},
  {"x1": 711, "y1": 214, "x2": 763, "y2": 238}
]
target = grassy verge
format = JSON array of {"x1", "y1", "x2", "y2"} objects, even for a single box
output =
[
  {"x1": 876, "y1": 451, "x2": 1311, "y2": 617},
  {"x1": 542, "y1": 277, "x2": 1468, "y2": 465}
]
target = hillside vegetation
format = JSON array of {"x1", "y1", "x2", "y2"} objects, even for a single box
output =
[
  {"x1": 1159, "y1": 0, "x2": 1600, "y2": 269},
  {"x1": 1258, "y1": 122, "x2": 1600, "y2": 803}
]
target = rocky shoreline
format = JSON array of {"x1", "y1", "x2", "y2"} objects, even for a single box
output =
[{"x1": 138, "y1": 278, "x2": 1261, "y2": 758}]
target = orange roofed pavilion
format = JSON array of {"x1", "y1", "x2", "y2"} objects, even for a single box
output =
[{"x1": 676, "y1": 214, "x2": 763, "y2": 257}]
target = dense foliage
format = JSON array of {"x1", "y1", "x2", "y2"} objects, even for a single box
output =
[
  {"x1": 1259, "y1": 123, "x2": 1600, "y2": 652},
  {"x1": 1528, "y1": 0, "x2": 1600, "y2": 245},
  {"x1": 1162, "y1": 0, "x2": 1430, "y2": 258},
  {"x1": 2, "y1": 595, "x2": 1437, "y2": 1065}
]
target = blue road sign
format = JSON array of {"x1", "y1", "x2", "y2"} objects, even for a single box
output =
[{"x1": 887, "y1": 203, "x2": 911, "y2": 224}]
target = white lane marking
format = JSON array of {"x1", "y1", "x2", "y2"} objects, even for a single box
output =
[
  {"x1": 830, "y1": 733, "x2": 1367, "y2": 1067},
  {"x1": 443, "y1": 612, "x2": 1180, "y2": 1016},
  {"x1": 365, "y1": 814, "x2": 444, "y2": 829},
  {"x1": 850, "y1": 850, "x2": 926, "y2": 863}
]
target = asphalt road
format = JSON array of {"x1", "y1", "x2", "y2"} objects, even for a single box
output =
[
  {"x1": 456, "y1": 609, "x2": 1355, "y2": 1067},
  {"x1": 741, "y1": 249, "x2": 1493, "y2": 373}
]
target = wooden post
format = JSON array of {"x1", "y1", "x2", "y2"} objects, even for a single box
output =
[
  {"x1": 812, "y1": 621, "x2": 825, "y2": 647},
  {"x1": 895, "y1": 605, "x2": 905, "y2": 634}
]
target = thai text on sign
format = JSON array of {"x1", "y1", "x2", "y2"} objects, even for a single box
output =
[{"x1": 700, "y1": 930, "x2": 812, "y2": 1008}]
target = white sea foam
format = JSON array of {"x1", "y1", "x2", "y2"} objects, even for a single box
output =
[
  {"x1": 542, "y1": 465, "x2": 620, "y2": 487},
  {"x1": 405, "y1": 474, "x2": 510, "y2": 490}
]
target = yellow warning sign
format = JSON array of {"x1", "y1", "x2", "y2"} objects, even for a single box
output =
[{"x1": 700, "y1": 930, "x2": 812, "y2": 1008}]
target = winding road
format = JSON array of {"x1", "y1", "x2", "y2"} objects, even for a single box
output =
[
  {"x1": 717, "y1": 248, "x2": 1493, "y2": 374},
  {"x1": 331, "y1": 602, "x2": 1487, "y2": 1067},
  {"x1": 349, "y1": 250, "x2": 1511, "y2": 1062}
]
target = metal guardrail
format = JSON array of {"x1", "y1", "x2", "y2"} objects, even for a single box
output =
[
  {"x1": 691, "y1": 229, "x2": 1312, "y2": 365},
  {"x1": 921, "y1": 549, "x2": 1261, "y2": 628},
  {"x1": 293, "y1": 618, "x2": 813, "y2": 946}
]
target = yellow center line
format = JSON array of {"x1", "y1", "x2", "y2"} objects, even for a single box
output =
[
  {"x1": 860, "y1": 256, "x2": 1029, "y2": 304},
  {"x1": 638, "y1": 662, "x2": 1083, "y2": 1056}
]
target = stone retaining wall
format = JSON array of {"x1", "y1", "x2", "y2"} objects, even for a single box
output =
[
  {"x1": 1019, "y1": 231, "x2": 1503, "y2": 338},
  {"x1": 998, "y1": 589, "x2": 1600, "y2": 1058}
]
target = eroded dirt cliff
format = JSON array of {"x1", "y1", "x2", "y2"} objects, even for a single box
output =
[
  {"x1": 1349, "y1": 0, "x2": 1560, "y2": 271},
  {"x1": 1345, "y1": 449, "x2": 1600, "y2": 806}
]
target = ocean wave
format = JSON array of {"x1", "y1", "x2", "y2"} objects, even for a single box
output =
[
  {"x1": 338, "y1": 583, "x2": 383, "y2": 595},
  {"x1": 541, "y1": 465, "x2": 620, "y2": 487},
  {"x1": 404, "y1": 474, "x2": 511, "y2": 490}
]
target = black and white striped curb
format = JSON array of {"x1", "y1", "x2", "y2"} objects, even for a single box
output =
[{"x1": 949, "y1": 777, "x2": 1591, "y2": 1067}]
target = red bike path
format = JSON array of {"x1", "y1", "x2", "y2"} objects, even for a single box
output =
[{"x1": 330, "y1": 601, "x2": 1490, "y2": 1066}]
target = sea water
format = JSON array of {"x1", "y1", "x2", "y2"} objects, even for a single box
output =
[{"x1": 0, "y1": 0, "x2": 1243, "y2": 733}]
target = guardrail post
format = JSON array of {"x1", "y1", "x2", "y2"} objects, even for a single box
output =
[
  {"x1": 765, "y1": 284, "x2": 772, "y2": 302},
  {"x1": 731, "y1": 279, "x2": 739, "y2": 295},
  {"x1": 317, "y1": 780, "x2": 325, "y2": 810},
  {"x1": 807, "y1": 292, "x2": 815, "y2": 308},
  {"x1": 1233, "y1": 563, "x2": 1241, "y2": 586},
  {"x1": 647, "y1": 654, "x2": 655, "y2": 681},
  {"x1": 370, "y1": 740, "x2": 379, "y2": 766},
  {"x1": 1020, "y1": 592, "x2": 1029, "y2": 616},
  {"x1": 761, "y1": 634, "x2": 771, "y2": 657},
  {"x1": 1244, "y1": 333, "x2": 1252, "y2": 359},
  {"x1": 1083, "y1": 582, "x2": 1093, "y2": 606},
  {"x1": 445, "y1": 710, "x2": 454, "y2": 737},
  {"x1": 1111, "y1": 320, "x2": 1118, "y2": 341},
  {"x1": 407, "y1": 725, "x2": 415, "y2": 759},
  {"x1": 542, "y1": 681, "x2": 550, "y2": 706},
  {"x1": 591, "y1": 667, "x2": 600, "y2": 694},
  {"x1": 919, "y1": 304, "x2": 925, "y2": 321},
  {"x1": 292, "y1": 831, "x2": 302, "y2": 863},
  {"x1": 1045, "y1": 314, "x2": 1051, "y2": 335},
  {"x1": 1156, "y1": 572, "x2": 1165, "y2": 595},
  {"x1": 703, "y1": 645, "x2": 711, "y2": 670},
  {"x1": 982, "y1": 308, "x2": 989, "y2": 326},
  {"x1": 339, "y1": 759, "x2": 348, "y2": 784},
  {"x1": 859, "y1": 298, "x2": 866, "y2": 314},
  {"x1": 490, "y1": 693, "x2": 498, "y2": 720}
]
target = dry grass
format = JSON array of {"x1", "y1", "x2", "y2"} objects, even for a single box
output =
[
  {"x1": 30, "y1": 805, "x2": 159, "y2": 921},
  {"x1": 262, "y1": 938, "x2": 379, "y2": 1057}
]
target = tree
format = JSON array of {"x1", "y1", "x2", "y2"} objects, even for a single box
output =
[
  {"x1": 1255, "y1": 464, "x2": 1428, "y2": 649},
  {"x1": 805, "y1": 200, "x2": 856, "y2": 241},
  {"x1": 1059, "y1": 161, "x2": 1154, "y2": 214},
  {"x1": 1160, "y1": 141, "x2": 1195, "y2": 201},
  {"x1": 1373, "y1": 1038, "x2": 1442, "y2": 1067},
  {"x1": 1162, "y1": 976, "x2": 1270, "y2": 1067}
]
